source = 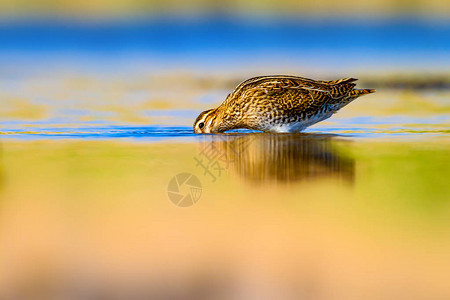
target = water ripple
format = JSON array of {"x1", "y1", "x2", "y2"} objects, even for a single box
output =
[{"x1": 0, "y1": 124, "x2": 447, "y2": 142}]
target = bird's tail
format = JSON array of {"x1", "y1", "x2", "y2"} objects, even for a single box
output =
[{"x1": 349, "y1": 88, "x2": 376, "y2": 98}]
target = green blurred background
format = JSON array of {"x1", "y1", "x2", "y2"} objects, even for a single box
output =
[{"x1": 0, "y1": 0, "x2": 448, "y2": 17}]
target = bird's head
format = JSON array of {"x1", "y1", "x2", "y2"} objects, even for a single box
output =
[{"x1": 193, "y1": 109, "x2": 219, "y2": 134}]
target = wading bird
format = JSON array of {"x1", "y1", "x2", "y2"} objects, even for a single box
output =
[{"x1": 194, "y1": 75, "x2": 375, "y2": 133}]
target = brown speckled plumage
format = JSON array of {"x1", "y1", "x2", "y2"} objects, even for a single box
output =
[{"x1": 194, "y1": 75, "x2": 375, "y2": 133}]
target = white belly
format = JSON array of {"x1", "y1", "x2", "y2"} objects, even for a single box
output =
[{"x1": 268, "y1": 112, "x2": 333, "y2": 133}]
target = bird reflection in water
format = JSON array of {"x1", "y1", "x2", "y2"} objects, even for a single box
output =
[{"x1": 195, "y1": 134, "x2": 354, "y2": 183}]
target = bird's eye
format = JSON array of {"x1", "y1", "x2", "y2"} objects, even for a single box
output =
[{"x1": 198, "y1": 122, "x2": 205, "y2": 129}]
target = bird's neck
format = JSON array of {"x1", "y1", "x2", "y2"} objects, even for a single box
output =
[{"x1": 215, "y1": 106, "x2": 238, "y2": 133}]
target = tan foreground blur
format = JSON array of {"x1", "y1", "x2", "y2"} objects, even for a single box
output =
[{"x1": 0, "y1": 137, "x2": 449, "y2": 299}]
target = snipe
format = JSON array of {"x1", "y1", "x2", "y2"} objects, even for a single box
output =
[{"x1": 194, "y1": 75, "x2": 375, "y2": 133}]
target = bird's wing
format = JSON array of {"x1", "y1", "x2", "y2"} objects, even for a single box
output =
[
  {"x1": 236, "y1": 76, "x2": 355, "y2": 110},
  {"x1": 237, "y1": 76, "x2": 356, "y2": 100},
  {"x1": 239, "y1": 76, "x2": 330, "y2": 95}
]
